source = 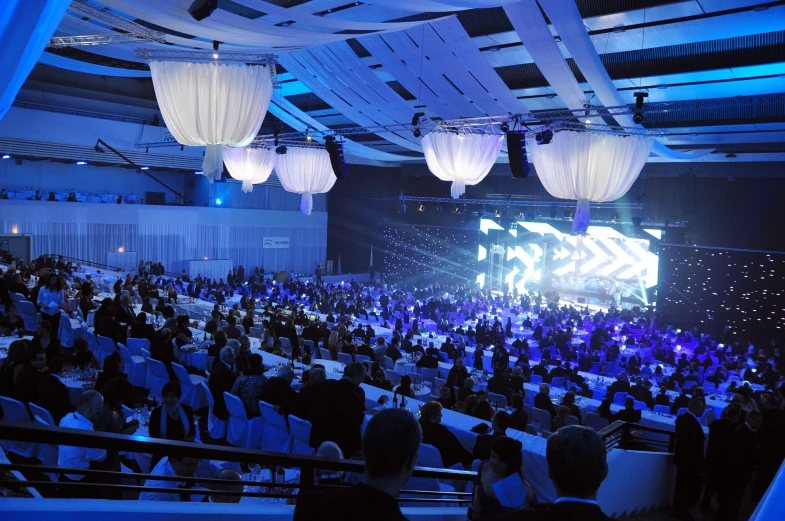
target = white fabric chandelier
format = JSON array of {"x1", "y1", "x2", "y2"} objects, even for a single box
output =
[
  {"x1": 527, "y1": 131, "x2": 654, "y2": 233},
  {"x1": 149, "y1": 61, "x2": 273, "y2": 182},
  {"x1": 274, "y1": 147, "x2": 337, "y2": 215},
  {"x1": 222, "y1": 146, "x2": 276, "y2": 193},
  {"x1": 422, "y1": 132, "x2": 504, "y2": 199}
]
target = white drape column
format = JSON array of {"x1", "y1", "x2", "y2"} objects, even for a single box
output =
[
  {"x1": 274, "y1": 147, "x2": 337, "y2": 216},
  {"x1": 422, "y1": 132, "x2": 504, "y2": 199},
  {"x1": 222, "y1": 146, "x2": 276, "y2": 193}
]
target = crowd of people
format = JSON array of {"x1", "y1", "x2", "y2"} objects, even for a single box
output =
[{"x1": 1, "y1": 253, "x2": 784, "y2": 520}]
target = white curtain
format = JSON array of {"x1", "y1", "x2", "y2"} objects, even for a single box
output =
[
  {"x1": 0, "y1": 0, "x2": 71, "y2": 120},
  {"x1": 527, "y1": 131, "x2": 654, "y2": 233},
  {"x1": 149, "y1": 61, "x2": 273, "y2": 182},
  {"x1": 422, "y1": 132, "x2": 504, "y2": 198},
  {"x1": 274, "y1": 147, "x2": 337, "y2": 215},
  {"x1": 222, "y1": 146, "x2": 276, "y2": 193}
]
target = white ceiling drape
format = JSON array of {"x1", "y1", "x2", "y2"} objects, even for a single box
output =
[
  {"x1": 222, "y1": 146, "x2": 276, "y2": 193},
  {"x1": 149, "y1": 61, "x2": 273, "y2": 182},
  {"x1": 274, "y1": 147, "x2": 337, "y2": 215},
  {"x1": 527, "y1": 131, "x2": 654, "y2": 233},
  {"x1": 422, "y1": 132, "x2": 504, "y2": 199}
]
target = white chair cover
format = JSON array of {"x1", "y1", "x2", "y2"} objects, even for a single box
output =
[
  {"x1": 0, "y1": 396, "x2": 37, "y2": 458},
  {"x1": 224, "y1": 392, "x2": 263, "y2": 449},
  {"x1": 172, "y1": 362, "x2": 206, "y2": 411},
  {"x1": 199, "y1": 381, "x2": 227, "y2": 440},
  {"x1": 144, "y1": 357, "x2": 169, "y2": 401},
  {"x1": 274, "y1": 147, "x2": 337, "y2": 215},
  {"x1": 422, "y1": 132, "x2": 504, "y2": 199},
  {"x1": 288, "y1": 415, "x2": 315, "y2": 456},
  {"x1": 148, "y1": 61, "x2": 273, "y2": 182},
  {"x1": 222, "y1": 146, "x2": 276, "y2": 193},
  {"x1": 259, "y1": 400, "x2": 293, "y2": 453},
  {"x1": 527, "y1": 131, "x2": 653, "y2": 233}
]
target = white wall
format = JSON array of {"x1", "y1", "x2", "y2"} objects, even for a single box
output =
[
  {"x1": 0, "y1": 200, "x2": 327, "y2": 274},
  {"x1": 597, "y1": 449, "x2": 675, "y2": 516},
  {"x1": 0, "y1": 159, "x2": 187, "y2": 204}
]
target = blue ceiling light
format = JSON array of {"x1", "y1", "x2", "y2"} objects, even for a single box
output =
[
  {"x1": 2, "y1": 154, "x2": 10, "y2": 159},
  {"x1": 76, "y1": 161, "x2": 87, "y2": 165},
  {"x1": 140, "y1": 166, "x2": 149, "y2": 170}
]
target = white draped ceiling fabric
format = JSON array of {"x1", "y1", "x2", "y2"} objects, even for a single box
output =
[
  {"x1": 527, "y1": 131, "x2": 654, "y2": 234},
  {"x1": 0, "y1": 0, "x2": 70, "y2": 120},
  {"x1": 422, "y1": 132, "x2": 504, "y2": 199},
  {"x1": 274, "y1": 147, "x2": 337, "y2": 216},
  {"x1": 148, "y1": 61, "x2": 273, "y2": 182},
  {"x1": 222, "y1": 146, "x2": 276, "y2": 193}
]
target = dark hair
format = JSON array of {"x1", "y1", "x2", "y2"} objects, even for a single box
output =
[
  {"x1": 103, "y1": 351, "x2": 121, "y2": 373},
  {"x1": 162, "y1": 380, "x2": 182, "y2": 397},
  {"x1": 491, "y1": 436, "x2": 523, "y2": 477},
  {"x1": 74, "y1": 337, "x2": 89, "y2": 352},
  {"x1": 493, "y1": 410, "x2": 511, "y2": 431},
  {"x1": 47, "y1": 357, "x2": 64, "y2": 375},
  {"x1": 137, "y1": 312, "x2": 147, "y2": 324},
  {"x1": 213, "y1": 330, "x2": 228, "y2": 347},
  {"x1": 472, "y1": 400, "x2": 493, "y2": 421},
  {"x1": 162, "y1": 306, "x2": 175, "y2": 319},
  {"x1": 546, "y1": 425, "x2": 608, "y2": 497},
  {"x1": 102, "y1": 377, "x2": 134, "y2": 407},
  {"x1": 511, "y1": 393, "x2": 523, "y2": 410},
  {"x1": 400, "y1": 375, "x2": 412, "y2": 388},
  {"x1": 363, "y1": 408, "x2": 422, "y2": 479},
  {"x1": 248, "y1": 353, "x2": 263, "y2": 370},
  {"x1": 177, "y1": 314, "x2": 190, "y2": 324},
  {"x1": 228, "y1": 315, "x2": 237, "y2": 325},
  {"x1": 562, "y1": 391, "x2": 576, "y2": 406}
]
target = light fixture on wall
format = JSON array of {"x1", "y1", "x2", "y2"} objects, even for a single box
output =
[
  {"x1": 76, "y1": 161, "x2": 87, "y2": 165},
  {"x1": 118, "y1": 246, "x2": 125, "y2": 253},
  {"x1": 215, "y1": 198, "x2": 222, "y2": 206},
  {"x1": 2, "y1": 154, "x2": 10, "y2": 159},
  {"x1": 204, "y1": 256, "x2": 209, "y2": 260},
  {"x1": 11, "y1": 226, "x2": 18, "y2": 234}
]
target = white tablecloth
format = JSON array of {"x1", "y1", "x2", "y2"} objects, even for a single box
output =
[
  {"x1": 188, "y1": 259, "x2": 233, "y2": 282},
  {"x1": 107, "y1": 251, "x2": 138, "y2": 273}
]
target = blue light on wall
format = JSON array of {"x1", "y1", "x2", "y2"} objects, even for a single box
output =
[{"x1": 215, "y1": 198, "x2": 222, "y2": 206}]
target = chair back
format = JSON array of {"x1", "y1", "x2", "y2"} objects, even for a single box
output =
[
  {"x1": 145, "y1": 357, "x2": 169, "y2": 380},
  {"x1": 337, "y1": 353, "x2": 353, "y2": 366},
  {"x1": 633, "y1": 400, "x2": 648, "y2": 411},
  {"x1": 565, "y1": 415, "x2": 580, "y2": 426},
  {"x1": 259, "y1": 400, "x2": 293, "y2": 453},
  {"x1": 530, "y1": 374, "x2": 543, "y2": 385},
  {"x1": 319, "y1": 348, "x2": 331, "y2": 360},
  {"x1": 16, "y1": 300, "x2": 40, "y2": 330},
  {"x1": 384, "y1": 369, "x2": 401, "y2": 386},
  {"x1": 355, "y1": 354, "x2": 371, "y2": 364},
  {"x1": 584, "y1": 412, "x2": 609, "y2": 431},
  {"x1": 172, "y1": 362, "x2": 195, "y2": 392},
  {"x1": 677, "y1": 407, "x2": 688, "y2": 416},
  {"x1": 592, "y1": 389, "x2": 606, "y2": 401},
  {"x1": 701, "y1": 407, "x2": 717, "y2": 426},
  {"x1": 29, "y1": 402, "x2": 55, "y2": 425},
  {"x1": 416, "y1": 443, "x2": 444, "y2": 468},
  {"x1": 97, "y1": 335, "x2": 117, "y2": 355},
  {"x1": 9, "y1": 292, "x2": 25, "y2": 304},
  {"x1": 200, "y1": 381, "x2": 215, "y2": 410},
  {"x1": 421, "y1": 368, "x2": 438, "y2": 382},
  {"x1": 487, "y1": 392, "x2": 508, "y2": 408},
  {"x1": 653, "y1": 404, "x2": 670, "y2": 415},
  {"x1": 550, "y1": 377, "x2": 564, "y2": 388},
  {"x1": 613, "y1": 392, "x2": 628, "y2": 405},
  {"x1": 524, "y1": 424, "x2": 538, "y2": 436},
  {"x1": 383, "y1": 356, "x2": 394, "y2": 369},
  {"x1": 224, "y1": 392, "x2": 248, "y2": 420},
  {"x1": 409, "y1": 373, "x2": 423, "y2": 385},
  {"x1": 118, "y1": 345, "x2": 134, "y2": 374},
  {"x1": 531, "y1": 407, "x2": 551, "y2": 432},
  {"x1": 288, "y1": 415, "x2": 314, "y2": 455},
  {"x1": 303, "y1": 340, "x2": 315, "y2": 354},
  {"x1": 433, "y1": 377, "x2": 446, "y2": 391},
  {"x1": 0, "y1": 396, "x2": 31, "y2": 422}
]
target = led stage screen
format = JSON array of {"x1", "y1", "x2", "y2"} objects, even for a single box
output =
[{"x1": 477, "y1": 219, "x2": 659, "y2": 307}]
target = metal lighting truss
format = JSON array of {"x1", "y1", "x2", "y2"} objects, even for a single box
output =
[
  {"x1": 134, "y1": 49, "x2": 280, "y2": 88},
  {"x1": 399, "y1": 196, "x2": 644, "y2": 210},
  {"x1": 134, "y1": 93, "x2": 785, "y2": 149},
  {"x1": 48, "y1": 0, "x2": 167, "y2": 47}
]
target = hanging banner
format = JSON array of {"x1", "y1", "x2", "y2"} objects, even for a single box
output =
[{"x1": 263, "y1": 237, "x2": 290, "y2": 249}]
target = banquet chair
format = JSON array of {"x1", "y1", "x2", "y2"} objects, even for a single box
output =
[
  {"x1": 199, "y1": 381, "x2": 227, "y2": 440},
  {"x1": 592, "y1": 389, "x2": 606, "y2": 401},
  {"x1": 701, "y1": 408, "x2": 717, "y2": 427},
  {"x1": 249, "y1": 327, "x2": 263, "y2": 339},
  {"x1": 319, "y1": 348, "x2": 331, "y2": 360},
  {"x1": 16, "y1": 301, "x2": 40, "y2": 332},
  {"x1": 550, "y1": 377, "x2": 565, "y2": 389},
  {"x1": 487, "y1": 392, "x2": 507, "y2": 409},
  {"x1": 530, "y1": 375, "x2": 543, "y2": 385},
  {"x1": 337, "y1": 353, "x2": 353, "y2": 366},
  {"x1": 126, "y1": 338, "x2": 150, "y2": 357},
  {"x1": 613, "y1": 392, "x2": 628, "y2": 405},
  {"x1": 33, "y1": 415, "x2": 59, "y2": 480},
  {"x1": 144, "y1": 357, "x2": 170, "y2": 401},
  {"x1": 465, "y1": 459, "x2": 482, "y2": 495},
  {"x1": 421, "y1": 368, "x2": 438, "y2": 383},
  {"x1": 432, "y1": 377, "x2": 446, "y2": 392},
  {"x1": 633, "y1": 400, "x2": 648, "y2": 411},
  {"x1": 703, "y1": 381, "x2": 717, "y2": 392},
  {"x1": 531, "y1": 407, "x2": 551, "y2": 432},
  {"x1": 9, "y1": 292, "x2": 26, "y2": 304},
  {"x1": 279, "y1": 337, "x2": 292, "y2": 354},
  {"x1": 409, "y1": 373, "x2": 423, "y2": 385},
  {"x1": 524, "y1": 424, "x2": 538, "y2": 436},
  {"x1": 288, "y1": 415, "x2": 315, "y2": 456},
  {"x1": 0, "y1": 396, "x2": 37, "y2": 458},
  {"x1": 383, "y1": 356, "x2": 394, "y2": 370},
  {"x1": 172, "y1": 362, "x2": 206, "y2": 410},
  {"x1": 384, "y1": 369, "x2": 401, "y2": 386},
  {"x1": 118, "y1": 344, "x2": 148, "y2": 388},
  {"x1": 653, "y1": 405, "x2": 670, "y2": 415},
  {"x1": 355, "y1": 354, "x2": 371, "y2": 364},
  {"x1": 223, "y1": 392, "x2": 262, "y2": 449},
  {"x1": 407, "y1": 444, "x2": 458, "y2": 494},
  {"x1": 584, "y1": 413, "x2": 609, "y2": 431},
  {"x1": 258, "y1": 400, "x2": 293, "y2": 453},
  {"x1": 677, "y1": 408, "x2": 689, "y2": 416},
  {"x1": 58, "y1": 312, "x2": 82, "y2": 348},
  {"x1": 29, "y1": 402, "x2": 55, "y2": 427},
  {"x1": 303, "y1": 340, "x2": 315, "y2": 355},
  {"x1": 565, "y1": 416, "x2": 580, "y2": 426},
  {"x1": 96, "y1": 335, "x2": 118, "y2": 365}
]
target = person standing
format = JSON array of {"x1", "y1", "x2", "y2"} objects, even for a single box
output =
[
  {"x1": 37, "y1": 273, "x2": 65, "y2": 335},
  {"x1": 717, "y1": 410, "x2": 763, "y2": 521},
  {"x1": 700, "y1": 405, "x2": 743, "y2": 513},
  {"x1": 672, "y1": 398, "x2": 706, "y2": 521}
]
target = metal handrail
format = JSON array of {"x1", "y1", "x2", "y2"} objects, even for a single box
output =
[
  {"x1": 44, "y1": 253, "x2": 121, "y2": 273},
  {"x1": 599, "y1": 420, "x2": 677, "y2": 453}
]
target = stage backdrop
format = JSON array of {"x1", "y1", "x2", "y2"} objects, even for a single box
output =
[
  {"x1": 657, "y1": 244, "x2": 785, "y2": 343},
  {"x1": 0, "y1": 200, "x2": 326, "y2": 275}
]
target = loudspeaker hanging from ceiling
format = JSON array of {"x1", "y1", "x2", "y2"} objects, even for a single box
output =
[
  {"x1": 325, "y1": 136, "x2": 349, "y2": 179},
  {"x1": 188, "y1": 0, "x2": 218, "y2": 21},
  {"x1": 506, "y1": 130, "x2": 530, "y2": 178}
]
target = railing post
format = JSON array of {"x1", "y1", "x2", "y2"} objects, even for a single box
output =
[
  {"x1": 667, "y1": 432, "x2": 676, "y2": 453},
  {"x1": 300, "y1": 463, "x2": 314, "y2": 492},
  {"x1": 620, "y1": 423, "x2": 631, "y2": 449}
]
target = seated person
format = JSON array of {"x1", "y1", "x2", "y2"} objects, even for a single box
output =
[
  {"x1": 230, "y1": 353, "x2": 266, "y2": 417},
  {"x1": 473, "y1": 437, "x2": 536, "y2": 520},
  {"x1": 419, "y1": 401, "x2": 473, "y2": 468},
  {"x1": 614, "y1": 397, "x2": 642, "y2": 423},
  {"x1": 149, "y1": 381, "x2": 196, "y2": 441},
  {"x1": 508, "y1": 393, "x2": 529, "y2": 432}
]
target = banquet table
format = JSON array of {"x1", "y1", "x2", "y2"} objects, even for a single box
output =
[{"x1": 187, "y1": 259, "x2": 233, "y2": 282}]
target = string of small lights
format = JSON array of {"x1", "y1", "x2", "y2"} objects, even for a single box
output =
[{"x1": 658, "y1": 245, "x2": 785, "y2": 342}]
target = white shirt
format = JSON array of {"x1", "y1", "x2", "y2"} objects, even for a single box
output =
[
  {"x1": 139, "y1": 457, "x2": 187, "y2": 502},
  {"x1": 57, "y1": 412, "x2": 107, "y2": 480}
]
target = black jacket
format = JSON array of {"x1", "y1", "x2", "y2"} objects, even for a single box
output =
[
  {"x1": 36, "y1": 374, "x2": 73, "y2": 423},
  {"x1": 305, "y1": 378, "x2": 365, "y2": 457},
  {"x1": 419, "y1": 420, "x2": 473, "y2": 467},
  {"x1": 259, "y1": 376, "x2": 297, "y2": 407},
  {"x1": 673, "y1": 412, "x2": 705, "y2": 470},
  {"x1": 208, "y1": 360, "x2": 237, "y2": 420},
  {"x1": 496, "y1": 500, "x2": 612, "y2": 521}
]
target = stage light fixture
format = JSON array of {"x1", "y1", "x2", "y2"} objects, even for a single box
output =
[
  {"x1": 536, "y1": 129, "x2": 553, "y2": 145},
  {"x1": 418, "y1": 204, "x2": 425, "y2": 212},
  {"x1": 94, "y1": 142, "x2": 105, "y2": 153},
  {"x1": 188, "y1": 0, "x2": 218, "y2": 21},
  {"x1": 500, "y1": 121, "x2": 510, "y2": 132},
  {"x1": 633, "y1": 91, "x2": 648, "y2": 109},
  {"x1": 633, "y1": 112, "x2": 644, "y2": 124},
  {"x1": 145, "y1": 147, "x2": 149, "y2": 153},
  {"x1": 411, "y1": 112, "x2": 425, "y2": 126},
  {"x1": 413, "y1": 128, "x2": 421, "y2": 138},
  {"x1": 276, "y1": 145, "x2": 288, "y2": 155},
  {"x1": 213, "y1": 40, "x2": 220, "y2": 51}
]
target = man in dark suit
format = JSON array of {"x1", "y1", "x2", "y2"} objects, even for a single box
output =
[
  {"x1": 114, "y1": 294, "x2": 136, "y2": 325},
  {"x1": 304, "y1": 362, "x2": 366, "y2": 458},
  {"x1": 718, "y1": 410, "x2": 762, "y2": 520},
  {"x1": 35, "y1": 358, "x2": 73, "y2": 423},
  {"x1": 607, "y1": 372, "x2": 631, "y2": 401},
  {"x1": 294, "y1": 408, "x2": 420, "y2": 521},
  {"x1": 207, "y1": 330, "x2": 228, "y2": 358},
  {"x1": 654, "y1": 387, "x2": 671, "y2": 408},
  {"x1": 629, "y1": 378, "x2": 654, "y2": 409},
  {"x1": 487, "y1": 367, "x2": 511, "y2": 400},
  {"x1": 259, "y1": 365, "x2": 297, "y2": 406},
  {"x1": 614, "y1": 398, "x2": 642, "y2": 423},
  {"x1": 509, "y1": 393, "x2": 529, "y2": 432},
  {"x1": 440, "y1": 338, "x2": 456, "y2": 361},
  {"x1": 670, "y1": 388, "x2": 691, "y2": 415},
  {"x1": 534, "y1": 383, "x2": 557, "y2": 418},
  {"x1": 672, "y1": 398, "x2": 706, "y2": 521},
  {"x1": 385, "y1": 338, "x2": 403, "y2": 363},
  {"x1": 129, "y1": 312, "x2": 155, "y2": 343},
  {"x1": 416, "y1": 348, "x2": 440, "y2": 369},
  {"x1": 357, "y1": 341, "x2": 375, "y2": 359},
  {"x1": 208, "y1": 347, "x2": 237, "y2": 421},
  {"x1": 701, "y1": 405, "x2": 743, "y2": 513},
  {"x1": 223, "y1": 315, "x2": 242, "y2": 340},
  {"x1": 548, "y1": 360, "x2": 568, "y2": 382},
  {"x1": 532, "y1": 361, "x2": 549, "y2": 381},
  {"x1": 473, "y1": 411, "x2": 510, "y2": 461},
  {"x1": 497, "y1": 425, "x2": 611, "y2": 521}
]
